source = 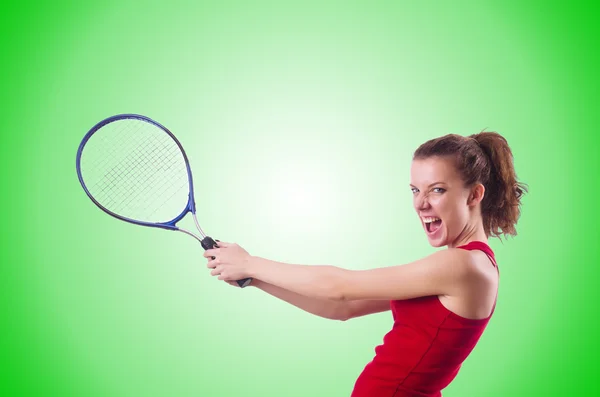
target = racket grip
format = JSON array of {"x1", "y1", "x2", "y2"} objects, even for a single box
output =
[{"x1": 201, "y1": 236, "x2": 253, "y2": 288}]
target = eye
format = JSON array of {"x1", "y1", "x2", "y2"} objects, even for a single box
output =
[
  {"x1": 411, "y1": 187, "x2": 419, "y2": 194},
  {"x1": 432, "y1": 187, "x2": 446, "y2": 193}
]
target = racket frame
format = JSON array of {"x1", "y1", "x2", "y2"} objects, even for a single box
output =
[
  {"x1": 76, "y1": 113, "x2": 206, "y2": 238},
  {"x1": 76, "y1": 114, "x2": 253, "y2": 288}
]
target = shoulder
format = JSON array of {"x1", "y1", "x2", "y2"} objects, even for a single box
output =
[
  {"x1": 420, "y1": 247, "x2": 477, "y2": 276},
  {"x1": 449, "y1": 248, "x2": 498, "y2": 289},
  {"x1": 424, "y1": 248, "x2": 491, "y2": 291}
]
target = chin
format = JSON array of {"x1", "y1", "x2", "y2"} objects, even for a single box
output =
[
  {"x1": 426, "y1": 232, "x2": 448, "y2": 248},
  {"x1": 428, "y1": 239, "x2": 446, "y2": 248}
]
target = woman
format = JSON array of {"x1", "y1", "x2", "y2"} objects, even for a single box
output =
[{"x1": 204, "y1": 132, "x2": 527, "y2": 396}]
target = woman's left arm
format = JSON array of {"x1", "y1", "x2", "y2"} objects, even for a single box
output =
[{"x1": 205, "y1": 242, "x2": 478, "y2": 301}]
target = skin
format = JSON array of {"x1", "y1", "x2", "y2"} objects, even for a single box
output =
[
  {"x1": 205, "y1": 155, "x2": 499, "y2": 321},
  {"x1": 410, "y1": 155, "x2": 488, "y2": 248}
]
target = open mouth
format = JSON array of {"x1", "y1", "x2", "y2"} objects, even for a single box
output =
[{"x1": 423, "y1": 217, "x2": 442, "y2": 234}]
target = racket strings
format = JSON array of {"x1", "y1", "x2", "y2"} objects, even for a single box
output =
[
  {"x1": 92, "y1": 130, "x2": 164, "y2": 202},
  {"x1": 99, "y1": 141, "x2": 178, "y2": 212},
  {"x1": 87, "y1": 120, "x2": 147, "y2": 180},
  {"x1": 130, "y1": 148, "x2": 188, "y2": 217},
  {"x1": 80, "y1": 118, "x2": 190, "y2": 223},
  {"x1": 92, "y1": 134, "x2": 187, "y2": 220}
]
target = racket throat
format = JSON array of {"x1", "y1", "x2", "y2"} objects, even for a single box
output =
[{"x1": 191, "y1": 212, "x2": 207, "y2": 238}]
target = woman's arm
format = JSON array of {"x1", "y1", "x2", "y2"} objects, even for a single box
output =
[
  {"x1": 250, "y1": 279, "x2": 391, "y2": 321},
  {"x1": 207, "y1": 242, "x2": 478, "y2": 302}
]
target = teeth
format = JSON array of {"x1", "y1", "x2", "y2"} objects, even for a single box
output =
[{"x1": 422, "y1": 217, "x2": 441, "y2": 223}]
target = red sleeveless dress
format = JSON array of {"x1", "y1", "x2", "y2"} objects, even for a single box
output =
[{"x1": 351, "y1": 241, "x2": 499, "y2": 397}]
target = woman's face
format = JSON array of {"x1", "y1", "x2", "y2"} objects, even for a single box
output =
[{"x1": 410, "y1": 156, "x2": 475, "y2": 247}]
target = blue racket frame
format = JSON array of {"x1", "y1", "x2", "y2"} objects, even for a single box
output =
[
  {"x1": 76, "y1": 113, "x2": 253, "y2": 288},
  {"x1": 76, "y1": 113, "x2": 197, "y2": 232}
]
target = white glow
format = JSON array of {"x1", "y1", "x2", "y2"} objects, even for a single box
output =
[
  {"x1": 266, "y1": 160, "x2": 338, "y2": 233},
  {"x1": 273, "y1": 169, "x2": 320, "y2": 217}
]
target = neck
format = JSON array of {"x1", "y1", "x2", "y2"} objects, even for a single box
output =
[{"x1": 448, "y1": 219, "x2": 488, "y2": 249}]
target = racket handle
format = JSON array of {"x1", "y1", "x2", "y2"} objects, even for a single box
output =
[{"x1": 201, "y1": 236, "x2": 253, "y2": 288}]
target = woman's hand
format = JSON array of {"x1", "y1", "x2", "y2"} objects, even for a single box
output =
[{"x1": 204, "y1": 241, "x2": 254, "y2": 281}]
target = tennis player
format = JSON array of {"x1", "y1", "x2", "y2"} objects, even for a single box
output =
[{"x1": 204, "y1": 131, "x2": 527, "y2": 396}]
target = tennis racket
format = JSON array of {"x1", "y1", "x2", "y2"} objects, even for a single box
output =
[{"x1": 76, "y1": 113, "x2": 252, "y2": 288}]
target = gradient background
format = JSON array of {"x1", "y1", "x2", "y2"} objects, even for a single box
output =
[{"x1": 2, "y1": 1, "x2": 598, "y2": 396}]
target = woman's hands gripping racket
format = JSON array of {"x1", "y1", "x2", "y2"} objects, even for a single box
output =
[{"x1": 76, "y1": 113, "x2": 252, "y2": 288}]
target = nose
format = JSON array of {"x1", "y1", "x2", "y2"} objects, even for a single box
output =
[{"x1": 415, "y1": 193, "x2": 431, "y2": 211}]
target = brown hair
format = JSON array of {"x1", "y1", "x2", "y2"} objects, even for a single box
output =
[{"x1": 413, "y1": 132, "x2": 528, "y2": 239}]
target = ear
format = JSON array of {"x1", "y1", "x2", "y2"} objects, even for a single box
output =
[{"x1": 467, "y1": 183, "x2": 485, "y2": 207}]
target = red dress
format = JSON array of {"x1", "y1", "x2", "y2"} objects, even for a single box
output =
[{"x1": 351, "y1": 241, "x2": 499, "y2": 397}]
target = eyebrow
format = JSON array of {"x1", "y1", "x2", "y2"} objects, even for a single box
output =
[{"x1": 409, "y1": 182, "x2": 447, "y2": 188}]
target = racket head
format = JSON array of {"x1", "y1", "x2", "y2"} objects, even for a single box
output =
[{"x1": 76, "y1": 114, "x2": 197, "y2": 230}]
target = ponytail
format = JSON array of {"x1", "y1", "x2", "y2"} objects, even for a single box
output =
[{"x1": 470, "y1": 132, "x2": 528, "y2": 238}]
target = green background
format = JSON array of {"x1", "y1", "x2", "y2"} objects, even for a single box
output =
[{"x1": 2, "y1": 1, "x2": 598, "y2": 396}]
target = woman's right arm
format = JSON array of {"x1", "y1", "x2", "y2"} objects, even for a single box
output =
[{"x1": 250, "y1": 279, "x2": 390, "y2": 321}]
